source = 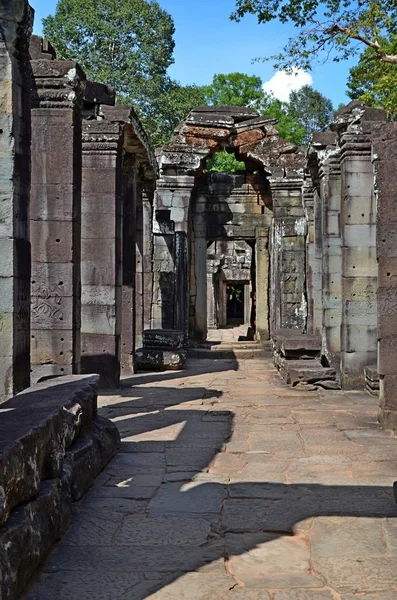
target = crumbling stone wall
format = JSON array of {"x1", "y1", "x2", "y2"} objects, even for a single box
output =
[
  {"x1": 151, "y1": 106, "x2": 306, "y2": 345},
  {"x1": 0, "y1": 0, "x2": 33, "y2": 400}
]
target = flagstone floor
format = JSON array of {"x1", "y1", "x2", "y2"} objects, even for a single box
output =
[{"x1": 25, "y1": 356, "x2": 397, "y2": 599}]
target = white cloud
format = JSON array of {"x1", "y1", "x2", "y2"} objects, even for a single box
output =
[{"x1": 262, "y1": 68, "x2": 313, "y2": 102}]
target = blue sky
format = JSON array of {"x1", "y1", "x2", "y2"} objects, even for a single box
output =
[{"x1": 31, "y1": 0, "x2": 356, "y2": 106}]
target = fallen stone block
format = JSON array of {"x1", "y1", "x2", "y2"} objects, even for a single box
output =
[
  {"x1": 272, "y1": 329, "x2": 322, "y2": 359},
  {"x1": 286, "y1": 360, "x2": 336, "y2": 386},
  {"x1": 0, "y1": 375, "x2": 120, "y2": 600},
  {"x1": 135, "y1": 348, "x2": 187, "y2": 371},
  {"x1": 143, "y1": 329, "x2": 187, "y2": 350},
  {"x1": 0, "y1": 374, "x2": 99, "y2": 527}
]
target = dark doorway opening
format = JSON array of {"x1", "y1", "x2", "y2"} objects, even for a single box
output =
[{"x1": 227, "y1": 283, "x2": 244, "y2": 324}]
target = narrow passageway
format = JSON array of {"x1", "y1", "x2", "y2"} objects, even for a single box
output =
[{"x1": 26, "y1": 357, "x2": 397, "y2": 599}]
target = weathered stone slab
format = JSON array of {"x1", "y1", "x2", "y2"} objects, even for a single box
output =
[
  {"x1": 143, "y1": 329, "x2": 187, "y2": 349},
  {"x1": 0, "y1": 375, "x2": 99, "y2": 526},
  {"x1": 135, "y1": 348, "x2": 187, "y2": 371},
  {"x1": 0, "y1": 478, "x2": 71, "y2": 600}
]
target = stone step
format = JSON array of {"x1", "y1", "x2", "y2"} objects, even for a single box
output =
[{"x1": 281, "y1": 359, "x2": 336, "y2": 386}]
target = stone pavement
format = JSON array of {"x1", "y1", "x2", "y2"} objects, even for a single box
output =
[{"x1": 25, "y1": 357, "x2": 397, "y2": 599}]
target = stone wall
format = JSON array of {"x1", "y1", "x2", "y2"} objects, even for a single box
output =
[
  {"x1": 0, "y1": 0, "x2": 33, "y2": 400},
  {"x1": 305, "y1": 103, "x2": 386, "y2": 388},
  {"x1": 0, "y1": 374, "x2": 119, "y2": 600}
]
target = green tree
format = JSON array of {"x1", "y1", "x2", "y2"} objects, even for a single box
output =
[
  {"x1": 43, "y1": 0, "x2": 203, "y2": 146},
  {"x1": 288, "y1": 85, "x2": 334, "y2": 144},
  {"x1": 202, "y1": 72, "x2": 264, "y2": 107},
  {"x1": 347, "y1": 36, "x2": 397, "y2": 119},
  {"x1": 254, "y1": 92, "x2": 306, "y2": 145},
  {"x1": 143, "y1": 82, "x2": 206, "y2": 147},
  {"x1": 43, "y1": 0, "x2": 175, "y2": 100},
  {"x1": 206, "y1": 151, "x2": 246, "y2": 174},
  {"x1": 231, "y1": 0, "x2": 397, "y2": 71}
]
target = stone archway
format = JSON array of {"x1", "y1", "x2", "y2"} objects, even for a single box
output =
[{"x1": 151, "y1": 105, "x2": 306, "y2": 342}]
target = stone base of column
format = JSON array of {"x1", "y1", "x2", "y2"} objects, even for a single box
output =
[{"x1": 135, "y1": 329, "x2": 187, "y2": 371}]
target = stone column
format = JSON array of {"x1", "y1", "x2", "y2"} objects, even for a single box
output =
[
  {"x1": 302, "y1": 179, "x2": 315, "y2": 333},
  {"x1": 244, "y1": 283, "x2": 251, "y2": 325},
  {"x1": 319, "y1": 152, "x2": 342, "y2": 375},
  {"x1": 30, "y1": 49, "x2": 84, "y2": 383},
  {"x1": 373, "y1": 122, "x2": 397, "y2": 428},
  {"x1": 0, "y1": 0, "x2": 32, "y2": 400},
  {"x1": 269, "y1": 177, "x2": 306, "y2": 333},
  {"x1": 191, "y1": 196, "x2": 207, "y2": 340},
  {"x1": 141, "y1": 186, "x2": 154, "y2": 332},
  {"x1": 151, "y1": 175, "x2": 195, "y2": 334},
  {"x1": 120, "y1": 153, "x2": 137, "y2": 377},
  {"x1": 80, "y1": 118, "x2": 123, "y2": 386},
  {"x1": 255, "y1": 227, "x2": 269, "y2": 340},
  {"x1": 338, "y1": 124, "x2": 379, "y2": 388},
  {"x1": 207, "y1": 273, "x2": 216, "y2": 329}
]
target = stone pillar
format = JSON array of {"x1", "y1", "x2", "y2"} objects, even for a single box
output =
[
  {"x1": 151, "y1": 175, "x2": 195, "y2": 334},
  {"x1": 191, "y1": 196, "x2": 207, "y2": 340},
  {"x1": 0, "y1": 0, "x2": 32, "y2": 400},
  {"x1": 120, "y1": 153, "x2": 137, "y2": 378},
  {"x1": 302, "y1": 179, "x2": 315, "y2": 333},
  {"x1": 255, "y1": 227, "x2": 269, "y2": 340},
  {"x1": 207, "y1": 273, "x2": 216, "y2": 329},
  {"x1": 80, "y1": 118, "x2": 123, "y2": 386},
  {"x1": 319, "y1": 152, "x2": 342, "y2": 375},
  {"x1": 373, "y1": 122, "x2": 397, "y2": 428},
  {"x1": 244, "y1": 283, "x2": 251, "y2": 325},
  {"x1": 269, "y1": 177, "x2": 306, "y2": 333},
  {"x1": 141, "y1": 186, "x2": 154, "y2": 332},
  {"x1": 30, "y1": 47, "x2": 84, "y2": 383},
  {"x1": 339, "y1": 123, "x2": 379, "y2": 388}
]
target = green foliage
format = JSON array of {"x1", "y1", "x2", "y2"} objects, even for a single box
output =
[
  {"x1": 206, "y1": 150, "x2": 246, "y2": 174},
  {"x1": 142, "y1": 82, "x2": 206, "y2": 147},
  {"x1": 254, "y1": 92, "x2": 307, "y2": 145},
  {"x1": 288, "y1": 85, "x2": 334, "y2": 144},
  {"x1": 347, "y1": 36, "x2": 397, "y2": 119},
  {"x1": 43, "y1": 0, "x2": 204, "y2": 146},
  {"x1": 231, "y1": 0, "x2": 397, "y2": 70},
  {"x1": 43, "y1": 0, "x2": 175, "y2": 98},
  {"x1": 202, "y1": 72, "x2": 263, "y2": 107}
]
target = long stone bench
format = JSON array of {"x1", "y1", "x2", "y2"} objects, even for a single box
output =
[{"x1": 0, "y1": 374, "x2": 120, "y2": 600}]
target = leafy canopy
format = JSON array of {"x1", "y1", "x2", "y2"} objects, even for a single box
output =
[
  {"x1": 202, "y1": 73, "x2": 264, "y2": 107},
  {"x1": 43, "y1": 0, "x2": 205, "y2": 146},
  {"x1": 231, "y1": 0, "x2": 397, "y2": 70},
  {"x1": 347, "y1": 36, "x2": 397, "y2": 118},
  {"x1": 288, "y1": 85, "x2": 334, "y2": 144}
]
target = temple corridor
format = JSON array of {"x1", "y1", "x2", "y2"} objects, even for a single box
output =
[{"x1": 25, "y1": 357, "x2": 397, "y2": 599}]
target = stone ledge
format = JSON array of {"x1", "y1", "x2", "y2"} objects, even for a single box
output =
[{"x1": 0, "y1": 375, "x2": 120, "y2": 600}]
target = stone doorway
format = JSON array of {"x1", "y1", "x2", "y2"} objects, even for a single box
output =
[{"x1": 227, "y1": 282, "x2": 245, "y2": 324}]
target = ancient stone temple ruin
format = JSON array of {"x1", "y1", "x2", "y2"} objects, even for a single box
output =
[{"x1": 1, "y1": 1, "x2": 397, "y2": 598}]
